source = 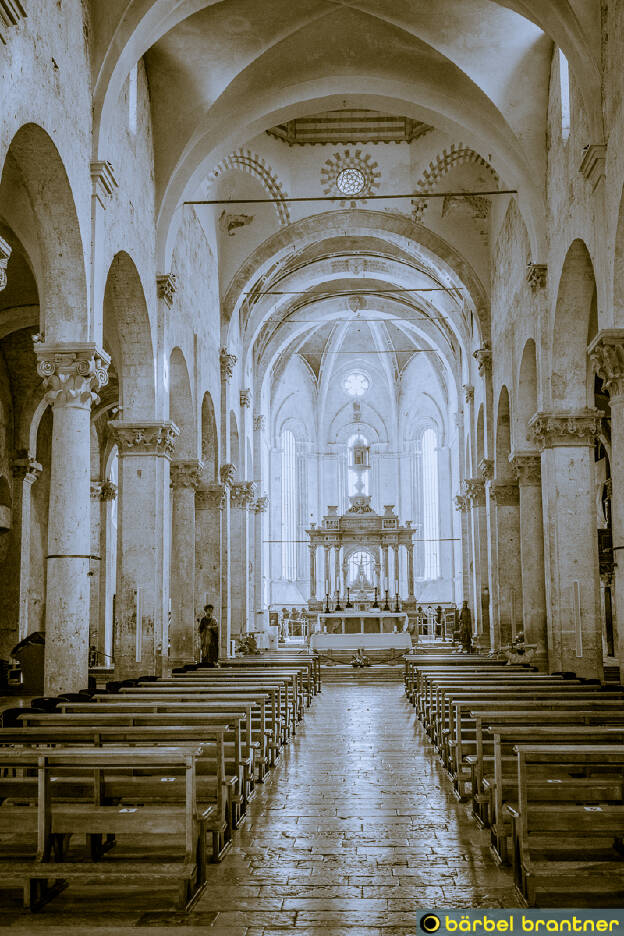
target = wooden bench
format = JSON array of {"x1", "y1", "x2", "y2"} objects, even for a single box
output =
[
  {"x1": 164, "y1": 671, "x2": 302, "y2": 727},
  {"x1": 507, "y1": 744, "x2": 624, "y2": 907},
  {"x1": 0, "y1": 745, "x2": 210, "y2": 910}
]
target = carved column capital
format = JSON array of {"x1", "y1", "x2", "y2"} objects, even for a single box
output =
[
  {"x1": 170, "y1": 459, "x2": 204, "y2": 491},
  {"x1": 219, "y1": 463, "x2": 237, "y2": 487},
  {"x1": 526, "y1": 263, "x2": 547, "y2": 290},
  {"x1": 463, "y1": 384, "x2": 474, "y2": 404},
  {"x1": 473, "y1": 343, "x2": 492, "y2": 377},
  {"x1": 12, "y1": 452, "x2": 42, "y2": 485},
  {"x1": 90, "y1": 161, "x2": 118, "y2": 209},
  {"x1": 196, "y1": 483, "x2": 226, "y2": 511},
  {"x1": 230, "y1": 480, "x2": 257, "y2": 509},
  {"x1": 220, "y1": 347, "x2": 237, "y2": 381},
  {"x1": 489, "y1": 480, "x2": 519, "y2": 506},
  {"x1": 252, "y1": 494, "x2": 269, "y2": 513},
  {"x1": 35, "y1": 342, "x2": 110, "y2": 410},
  {"x1": 108, "y1": 420, "x2": 180, "y2": 459},
  {"x1": 253, "y1": 414, "x2": 266, "y2": 432},
  {"x1": 0, "y1": 234, "x2": 11, "y2": 291},
  {"x1": 240, "y1": 388, "x2": 252, "y2": 408},
  {"x1": 454, "y1": 493, "x2": 470, "y2": 513},
  {"x1": 463, "y1": 477, "x2": 486, "y2": 507},
  {"x1": 156, "y1": 273, "x2": 176, "y2": 307},
  {"x1": 510, "y1": 452, "x2": 541, "y2": 486},
  {"x1": 478, "y1": 457, "x2": 494, "y2": 482},
  {"x1": 528, "y1": 409, "x2": 602, "y2": 450},
  {"x1": 588, "y1": 329, "x2": 624, "y2": 400}
]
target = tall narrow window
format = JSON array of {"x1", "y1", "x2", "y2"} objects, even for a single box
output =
[
  {"x1": 559, "y1": 50, "x2": 570, "y2": 143},
  {"x1": 128, "y1": 64, "x2": 138, "y2": 135},
  {"x1": 347, "y1": 433, "x2": 369, "y2": 498},
  {"x1": 281, "y1": 429, "x2": 297, "y2": 580},
  {"x1": 421, "y1": 428, "x2": 439, "y2": 579}
]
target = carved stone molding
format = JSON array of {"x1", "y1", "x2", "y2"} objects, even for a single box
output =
[
  {"x1": 463, "y1": 384, "x2": 474, "y2": 404},
  {"x1": 526, "y1": 263, "x2": 547, "y2": 290},
  {"x1": 454, "y1": 493, "x2": 470, "y2": 513},
  {"x1": 588, "y1": 330, "x2": 624, "y2": 400},
  {"x1": 90, "y1": 481, "x2": 103, "y2": 500},
  {"x1": 100, "y1": 480, "x2": 118, "y2": 501},
  {"x1": 219, "y1": 463, "x2": 237, "y2": 487},
  {"x1": 240, "y1": 388, "x2": 252, "y2": 408},
  {"x1": 196, "y1": 483, "x2": 226, "y2": 511},
  {"x1": 463, "y1": 477, "x2": 485, "y2": 507},
  {"x1": 252, "y1": 495, "x2": 269, "y2": 513},
  {"x1": 579, "y1": 143, "x2": 607, "y2": 192},
  {"x1": 0, "y1": 0, "x2": 26, "y2": 44},
  {"x1": 156, "y1": 273, "x2": 176, "y2": 307},
  {"x1": 489, "y1": 480, "x2": 519, "y2": 506},
  {"x1": 0, "y1": 234, "x2": 11, "y2": 291},
  {"x1": 170, "y1": 460, "x2": 204, "y2": 491},
  {"x1": 253, "y1": 414, "x2": 266, "y2": 432},
  {"x1": 219, "y1": 210, "x2": 254, "y2": 236},
  {"x1": 473, "y1": 343, "x2": 492, "y2": 377},
  {"x1": 220, "y1": 347, "x2": 237, "y2": 381},
  {"x1": 230, "y1": 480, "x2": 257, "y2": 509},
  {"x1": 108, "y1": 420, "x2": 179, "y2": 459},
  {"x1": 35, "y1": 343, "x2": 110, "y2": 410},
  {"x1": 12, "y1": 453, "x2": 42, "y2": 485},
  {"x1": 528, "y1": 410, "x2": 602, "y2": 450},
  {"x1": 90, "y1": 161, "x2": 118, "y2": 209},
  {"x1": 509, "y1": 453, "x2": 541, "y2": 487},
  {"x1": 478, "y1": 457, "x2": 494, "y2": 482}
]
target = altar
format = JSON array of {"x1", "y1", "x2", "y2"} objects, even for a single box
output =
[
  {"x1": 315, "y1": 611, "x2": 408, "y2": 635},
  {"x1": 310, "y1": 631, "x2": 412, "y2": 651}
]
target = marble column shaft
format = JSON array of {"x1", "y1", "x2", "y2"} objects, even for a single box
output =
[
  {"x1": 407, "y1": 545, "x2": 415, "y2": 597},
  {"x1": 511, "y1": 454, "x2": 547, "y2": 667},
  {"x1": 170, "y1": 460, "x2": 203, "y2": 665},
  {"x1": 11, "y1": 455, "x2": 42, "y2": 644},
  {"x1": 463, "y1": 478, "x2": 490, "y2": 646},
  {"x1": 489, "y1": 479, "x2": 522, "y2": 648},
  {"x1": 230, "y1": 481, "x2": 255, "y2": 637},
  {"x1": 195, "y1": 484, "x2": 225, "y2": 615}
]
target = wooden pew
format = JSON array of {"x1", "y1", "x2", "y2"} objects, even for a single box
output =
[
  {"x1": 164, "y1": 670, "x2": 302, "y2": 725},
  {"x1": 0, "y1": 745, "x2": 210, "y2": 910},
  {"x1": 215, "y1": 656, "x2": 320, "y2": 701},
  {"x1": 507, "y1": 744, "x2": 624, "y2": 907}
]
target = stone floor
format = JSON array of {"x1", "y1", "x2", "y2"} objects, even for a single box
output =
[{"x1": 0, "y1": 680, "x2": 519, "y2": 934}]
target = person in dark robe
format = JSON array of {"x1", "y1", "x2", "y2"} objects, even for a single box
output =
[
  {"x1": 198, "y1": 604, "x2": 219, "y2": 666},
  {"x1": 459, "y1": 600, "x2": 473, "y2": 653}
]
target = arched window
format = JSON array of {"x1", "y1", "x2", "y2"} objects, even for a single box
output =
[
  {"x1": 347, "y1": 432, "x2": 369, "y2": 498},
  {"x1": 281, "y1": 429, "x2": 297, "y2": 580},
  {"x1": 348, "y1": 550, "x2": 374, "y2": 586},
  {"x1": 559, "y1": 49, "x2": 570, "y2": 143},
  {"x1": 421, "y1": 428, "x2": 439, "y2": 579}
]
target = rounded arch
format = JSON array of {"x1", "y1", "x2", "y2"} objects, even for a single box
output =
[
  {"x1": 200, "y1": 391, "x2": 218, "y2": 482},
  {"x1": 0, "y1": 123, "x2": 87, "y2": 340},
  {"x1": 103, "y1": 251, "x2": 155, "y2": 419},
  {"x1": 495, "y1": 386, "x2": 513, "y2": 481},
  {"x1": 210, "y1": 150, "x2": 290, "y2": 226},
  {"x1": 551, "y1": 239, "x2": 597, "y2": 410},
  {"x1": 169, "y1": 347, "x2": 194, "y2": 459},
  {"x1": 517, "y1": 339, "x2": 538, "y2": 449}
]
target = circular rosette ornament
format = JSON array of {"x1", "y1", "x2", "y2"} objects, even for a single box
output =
[{"x1": 321, "y1": 150, "x2": 381, "y2": 206}]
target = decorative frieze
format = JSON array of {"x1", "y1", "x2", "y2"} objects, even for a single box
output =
[
  {"x1": 220, "y1": 347, "x2": 237, "y2": 381},
  {"x1": 473, "y1": 342, "x2": 492, "y2": 377},
  {"x1": 156, "y1": 273, "x2": 177, "y2": 307},
  {"x1": 478, "y1": 457, "x2": 494, "y2": 482},
  {"x1": 489, "y1": 481, "x2": 519, "y2": 506},
  {"x1": 454, "y1": 493, "x2": 470, "y2": 513},
  {"x1": 253, "y1": 414, "x2": 266, "y2": 432},
  {"x1": 0, "y1": 0, "x2": 26, "y2": 44},
  {"x1": 509, "y1": 453, "x2": 541, "y2": 487},
  {"x1": 252, "y1": 495, "x2": 269, "y2": 513},
  {"x1": 240, "y1": 388, "x2": 252, "y2": 408},
  {"x1": 230, "y1": 480, "x2": 257, "y2": 509},
  {"x1": 579, "y1": 144, "x2": 607, "y2": 192},
  {"x1": 526, "y1": 263, "x2": 547, "y2": 290},
  {"x1": 219, "y1": 463, "x2": 237, "y2": 487},
  {"x1": 588, "y1": 330, "x2": 624, "y2": 399},
  {"x1": 0, "y1": 234, "x2": 11, "y2": 291},
  {"x1": 463, "y1": 384, "x2": 474, "y2": 404},
  {"x1": 90, "y1": 161, "x2": 118, "y2": 209},
  {"x1": 35, "y1": 343, "x2": 110, "y2": 410},
  {"x1": 12, "y1": 453, "x2": 41, "y2": 485},
  {"x1": 170, "y1": 460, "x2": 204, "y2": 491},
  {"x1": 196, "y1": 483, "x2": 226, "y2": 511},
  {"x1": 108, "y1": 420, "x2": 179, "y2": 459},
  {"x1": 463, "y1": 477, "x2": 486, "y2": 507},
  {"x1": 528, "y1": 409, "x2": 602, "y2": 450}
]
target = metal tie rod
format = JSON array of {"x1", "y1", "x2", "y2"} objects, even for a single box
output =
[{"x1": 184, "y1": 189, "x2": 516, "y2": 207}]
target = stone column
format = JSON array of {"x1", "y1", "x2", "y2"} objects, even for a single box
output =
[
  {"x1": 381, "y1": 543, "x2": 389, "y2": 592},
  {"x1": 35, "y1": 343, "x2": 110, "y2": 695},
  {"x1": 510, "y1": 453, "x2": 547, "y2": 668},
  {"x1": 195, "y1": 483, "x2": 225, "y2": 614},
  {"x1": 454, "y1": 494, "x2": 473, "y2": 613},
  {"x1": 589, "y1": 331, "x2": 624, "y2": 681},
  {"x1": 95, "y1": 480, "x2": 117, "y2": 663},
  {"x1": 170, "y1": 460, "x2": 203, "y2": 666},
  {"x1": 230, "y1": 480, "x2": 256, "y2": 639},
  {"x1": 393, "y1": 544, "x2": 400, "y2": 595},
  {"x1": 108, "y1": 420, "x2": 179, "y2": 679},
  {"x1": 489, "y1": 479, "x2": 523, "y2": 648},
  {"x1": 11, "y1": 453, "x2": 42, "y2": 643},
  {"x1": 219, "y1": 463, "x2": 236, "y2": 657},
  {"x1": 407, "y1": 543, "x2": 415, "y2": 598},
  {"x1": 252, "y1": 493, "x2": 268, "y2": 637},
  {"x1": 323, "y1": 545, "x2": 330, "y2": 596},
  {"x1": 463, "y1": 478, "x2": 490, "y2": 648},
  {"x1": 529, "y1": 410, "x2": 603, "y2": 678},
  {"x1": 308, "y1": 544, "x2": 317, "y2": 598},
  {"x1": 334, "y1": 546, "x2": 341, "y2": 596}
]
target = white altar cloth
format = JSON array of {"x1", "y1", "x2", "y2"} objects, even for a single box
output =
[{"x1": 310, "y1": 632, "x2": 412, "y2": 651}]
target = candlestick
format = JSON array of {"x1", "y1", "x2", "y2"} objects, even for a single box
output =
[
  {"x1": 372, "y1": 586, "x2": 379, "y2": 609},
  {"x1": 346, "y1": 587, "x2": 353, "y2": 609},
  {"x1": 383, "y1": 589, "x2": 390, "y2": 612}
]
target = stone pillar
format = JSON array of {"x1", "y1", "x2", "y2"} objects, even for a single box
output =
[
  {"x1": 230, "y1": 480, "x2": 256, "y2": 639},
  {"x1": 11, "y1": 453, "x2": 42, "y2": 643},
  {"x1": 108, "y1": 420, "x2": 179, "y2": 679},
  {"x1": 454, "y1": 494, "x2": 473, "y2": 614},
  {"x1": 510, "y1": 453, "x2": 547, "y2": 668},
  {"x1": 195, "y1": 483, "x2": 225, "y2": 616},
  {"x1": 489, "y1": 480, "x2": 523, "y2": 648},
  {"x1": 219, "y1": 463, "x2": 236, "y2": 657},
  {"x1": 252, "y1": 493, "x2": 268, "y2": 636},
  {"x1": 334, "y1": 546, "x2": 341, "y2": 596},
  {"x1": 309, "y1": 544, "x2": 317, "y2": 598},
  {"x1": 170, "y1": 460, "x2": 203, "y2": 666},
  {"x1": 95, "y1": 480, "x2": 118, "y2": 663},
  {"x1": 589, "y1": 331, "x2": 624, "y2": 681},
  {"x1": 407, "y1": 543, "x2": 415, "y2": 598},
  {"x1": 323, "y1": 545, "x2": 330, "y2": 596},
  {"x1": 35, "y1": 343, "x2": 110, "y2": 695},
  {"x1": 463, "y1": 478, "x2": 490, "y2": 648},
  {"x1": 381, "y1": 543, "x2": 389, "y2": 592},
  {"x1": 392, "y1": 543, "x2": 400, "y2": 595},
  {"x1": 529, "y1": 410, "x2": 603, "y2": 678}
]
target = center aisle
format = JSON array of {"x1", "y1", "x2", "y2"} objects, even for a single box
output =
[{"x1": 196, "y1": 680, "x2": 519, "y2": 932}]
